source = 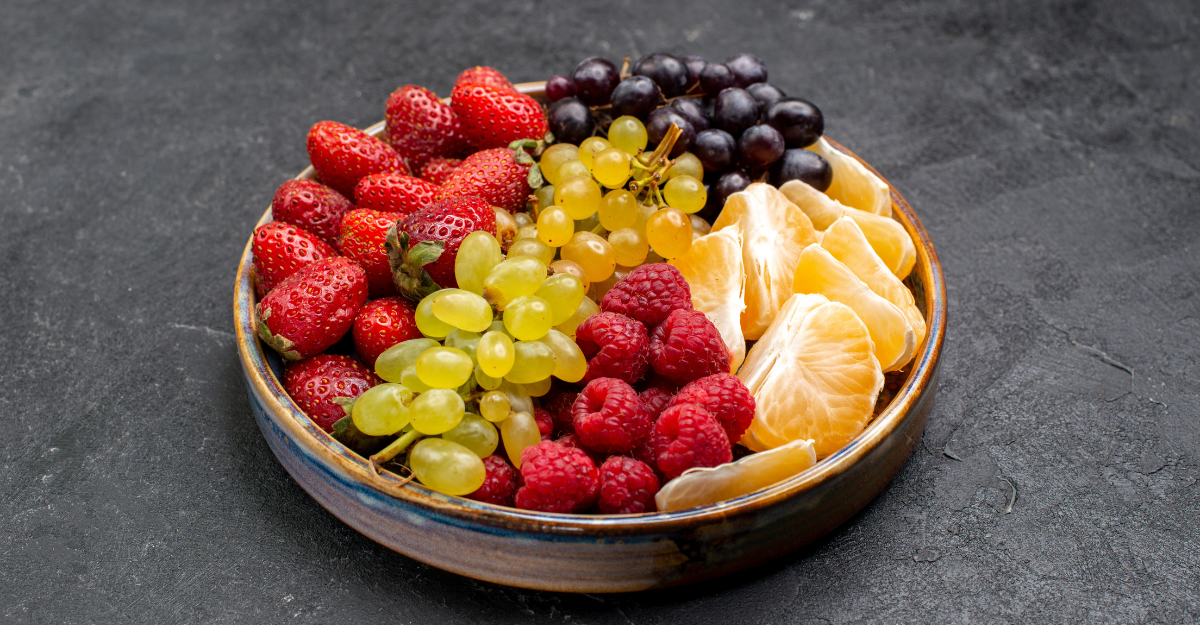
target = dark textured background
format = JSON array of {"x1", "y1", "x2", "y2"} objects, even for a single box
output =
[{"x1": 2, "y1": 0, "x2": 1198, "y2": 622}]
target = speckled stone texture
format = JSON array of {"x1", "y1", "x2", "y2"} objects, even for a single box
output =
[{"x1": 1, "y1": 0, "x2": 1197, "y2": 622}]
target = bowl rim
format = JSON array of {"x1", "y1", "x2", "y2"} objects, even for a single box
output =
[{"x1": 234, "y1": 81, "x2": 946, "y2": 536}]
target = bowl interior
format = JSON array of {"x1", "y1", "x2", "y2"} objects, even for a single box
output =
[{"x1": 234, "y1": 88, "x2": 946, "y2": 534}]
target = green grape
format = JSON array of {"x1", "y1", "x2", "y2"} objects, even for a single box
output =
[
  {"x1": 608, "y1": 115, "x2": 648, "y2": 156},
  {"x1": 505, "y1": 340, "x2": 556, "y2": 384},
  {"x1": 508, "y1": 238, "x2": 556, "y2": 266},
  {"x1": 548, "y1": 259, "x2": 590, "y2": 291},
  {"x1": 556, "y1": 159, "x2": 590, "y2": 182},
  {"x1": 588, "y1": 265, "x2": 631, "y2": 301},
  {"x1": 375, "y1": 338, "x2": 439, "y2": 382},
  {"x1": 607, "y1": 228, "x2": 649, "y2": 267},
  {"x1": 430, "y1": 288, "x2": 493, "y2": 333},
  {"x1": 350, "y1": 383, "x2": 413, "y2": 436},
  {"x1": 513, "y1": 211, "x2": 534, "y2": 229},
  {"x1": 690, "y1": 213, "x2": 712, "y2": 236},
  {"x1": 665, "y1": 152, "x2": 704, "y2": 181},
  {"x1": 560, "y1": 231, "x2": 616, "y2": 283},
  {"x1": 400, "y1": 364, "x2": 434, "y2": 393},
  {"x1": 534, "y1": 185, "x2": 556, "y2": 213},
  {"x1": 646, "y1": 207, "x2": 693, "y2": 258},
  {"x1": 482, "y1": 256, "x2": 547, "y2": 311},
  {"x1": 522, "y1": 378, "x2": 553, "y2": 397},
  {"x1": 554, "y1": 295, "x2": 599, "y2": 339},
  {"x1": 591, "y1": 148, "x2": 631, "y2": 189},
  {"x1": 415, "y1": 293, "x2": 455, "y2": 338},
  {"x1": 535, "y1": 273, "x2": 586, "y2": 325},
  {"x1": 475, "y1": 365, "x2": 502, "y2": 391},
  {"x1": 487, "y1": 319, "x2": 510, "y2": 335},
  {"x1": 578, "y1": 136, "x2": 611, "y2": 170},
  {"x1": 539, "y1": 143, "x2": 579, "y2": 186},
  {"x1": 515, "y1": 224, "x2": 538, "y2": 241},
  {"x1": 498, "y1": 380, "x2": 533, "y2": 415},
  {"x1": 538, "y1": 329, "x2": 588, "y2": 383},
  {"x1": 502, "y1": 295, "x2": 554, "y2": 341},
  {"x1": 415, "y1": 346, "x2": 475, "y2": 389},
  {"x1": 631, "y1": 201, "x2": 658, "y2": 235},
  {"x1": 494, "y1": 208, "x2": 517, "y2": 249},
  {"x1": 499, "y1": 411, "x2": 541, "y2": 469},
  {"x1": 409, "y1": 438, "x2": 486, "y2": 495},
  {"x1": 554, "y1": 175, "x2": 602, "y2": 220},
  {"x1": 441, "y1": 413, "x2": 499, "y2": 458},
  {"x1": 478, "y1": 390, "x2": 511, "y2": 423},
  {"x1": 409, "y1": 388, "x2": 466, "y2": 435},
  {"x1": 443, "y1": 329, "x2": 481, "y2": 364},
  {"x1": 574, "y1": 213, "x2": 602, "y2": 237},
  {"x1": 663, "y1": 174, "x2": 707, "y2": 214},
  {"x1": 454, "y1": 231, "x2": 503, "y2": 295},
  {"x1": 476, "y1": 330, "x2": 515, "y2": 378},
  {"x1": 537, "y1": 206, "x2": 574, "y2": 247},
  {"x1": 598, "y1": 189, "x2": 639, "y2": 231}
]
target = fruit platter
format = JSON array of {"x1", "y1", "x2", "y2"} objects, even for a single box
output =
[{"x1": 234, "y1": 53, "x2": 945, "y2": 592}]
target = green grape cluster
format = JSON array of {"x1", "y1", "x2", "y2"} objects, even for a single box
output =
[{"x1": 349, "y1": 230, "x2": 597, "y2": 497}]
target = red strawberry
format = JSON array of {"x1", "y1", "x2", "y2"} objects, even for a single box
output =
[
  {"x1": 455, "y1": 66, "x2": 516, "y2": 92},
  {"x1": 420, "y1": 157, "x2": 462, "y2": 186},
  {"x1": 384, "y1": 85, "x2": 464, "y2": 171},
  {"x1": 284, "y1": 354, "x2": 381, "y2": 432},
  {"x1": 340, "y1": 208, "x2": 401, "y2": 298},
  {"x1": 386, "y1": 196, "x2": 496, "y2": 297},
  {"x1": 307, "y1": 121, "x2": 408, "y2": 197},
  {"x1": 436, "y1": 148, "x2": 532, "y2": 212},
  {"x1": 451, "y1": 84, "x2": 548, "y2": 151},
  {"x1": 252, "y1": 222, "x2": 338, "y2": 299},
  {"x1": 352, "y1": 297, "x2": 422, "y2": 367},
  {"x1": 257, "y1": 257, "x2": 368, "y2": 360},
  {"x1": 354, "y1": 173, "x2": 439, "y2": 216},
  {"x1": 270, "y1": 179, "x2": 353, "y2": 246}
]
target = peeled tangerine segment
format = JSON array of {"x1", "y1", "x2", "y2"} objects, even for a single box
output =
[
  {"x1": 669, "y1": 223, "x2": 747, "y2": 373},
  {"x1": 738, "y1": 294, "x2": 884, "y2": 458},
  {"x1": 712, "y1": 183, "x2": 819, "y2": 340},
  {"x1": 655, "y1": 439, "x2": 817, "y2": 512},
  {"x1": 821, "y1": 217, "x2": 926, "y2": 350},
  {"x1": 805, "y1": 137, "x2": 892, "y2": 217},
  {"x1": 793, "y1": 245, "x2": 915, "y2": 372},
  {"x1": 778, "y1": 179, "x2": 915, "y2": 280}
]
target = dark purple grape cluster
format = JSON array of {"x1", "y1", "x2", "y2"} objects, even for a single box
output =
[{"x1": 544, "y1": 52, "x2": 832, "y2": 222}]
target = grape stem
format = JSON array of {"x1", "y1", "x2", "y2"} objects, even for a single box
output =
[
  {"x1": 369, "y1": 428, "x2": 424, "y2": 474},
  {"x1": 624, "y1": 123, "x2": 682, "y2": 207}
]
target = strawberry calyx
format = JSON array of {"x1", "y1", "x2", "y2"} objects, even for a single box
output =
[
  {"x1": 385, "y1": 225, "x2": 445, "y2": 300},
  {"x1": 509, "y1": 134, "x2": 554, "y2": 188},
  {"x1": 255, "y1": 304, "x2": 302, "y2": 361}
]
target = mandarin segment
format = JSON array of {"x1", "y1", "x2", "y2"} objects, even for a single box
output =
[
  {"x1": 738, "y1": 294, "x2": 883, "y2": 458},
  {"x1": 668, "y1": 224, "x2": 747, "y2": 372},
  {"x1": 805, "y1": 137, "x2": 892, "y2": 217}
]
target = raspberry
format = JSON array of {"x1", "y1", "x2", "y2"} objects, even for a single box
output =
[
  {"x1": 668, "y1": 373, "x2": 756, "y2": 442},
  {"x1": 534, "y1": 408, "x2": 554, "y2": 441},
  {"x1": 597, "y1": 456, "x2": 660, "y2": 514},
  {"x1": 575, "y1": 312, "x2": 649, "y2": 385},
  {"x1": 647, "y1": 403, "x2": 732, "y2": 479},
  {"x1": 544, "y1": 391, "x2": 578, "y2": 435},
  {"x1": 600, "y1": 263, "x2": 693, "y2": 328},
  {"x1": 648, "y1": 309, "x2": 730, "y2": 384},
  {"x1": 466, "y1": 455, "x2": 517, "y2": 507},
  {"x1": 554, "y1": 433, "x2": 607, "y2": 465},
  {"x1": 572, "y1": 378, "x2": 652, "y2": 454},
  {"x1": 639, "y1": 386, "x2": 674, "y2": 420},
  {"x1": 515, "y1": 442, "x2": 599, "y2": 513}
]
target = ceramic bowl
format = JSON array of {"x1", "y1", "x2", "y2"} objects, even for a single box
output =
[{"x1": 234, "y1": 82, "x2": 946, "y2": 592}]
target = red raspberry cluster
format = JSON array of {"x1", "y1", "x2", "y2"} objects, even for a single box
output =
[{"x1": 481, "y1": 265, "x2": 755, "y2": 514}]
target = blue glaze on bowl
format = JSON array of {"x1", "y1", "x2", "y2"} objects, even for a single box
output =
[{"x1": 234, "y1": 92, "x2": 946, "y2": 591}]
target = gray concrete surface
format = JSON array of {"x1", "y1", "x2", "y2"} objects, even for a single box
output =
[{"x1": 1, "y1": 0, "x2": 1197, "y2": 622}]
